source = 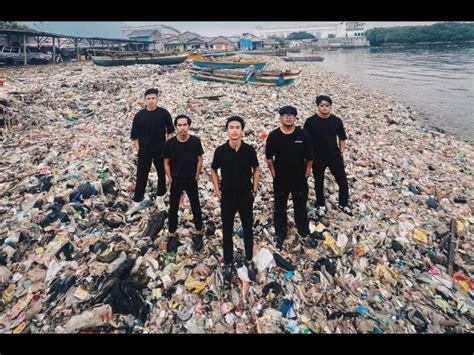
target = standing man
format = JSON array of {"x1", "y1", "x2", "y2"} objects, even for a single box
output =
[
  {"x1": 129, "y1": 88, "x2": 175, "y2": 214},
  {"x1": 211, "y1": 116, "x2": 260, "y2": 288},
  {"x1": 304, "y1": 95, "x2": 352, "y2": 217},
  {"x1": 266, "y1": 106, "x2": 313, "y2": 249},
  {"x1": 163, "y1": 115, "x2": 205, "y2": 253}
]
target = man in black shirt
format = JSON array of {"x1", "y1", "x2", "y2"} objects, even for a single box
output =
[
  {"x1": 266, "y1": 106, "x2": 313, "y2": 249},
  {"x1": 130, "y1": 88, "x2": 175, "y2": 213},
  {"x1": 211, "y1": 116, "x2": 260, "y2": 288},
  {"x1": 303, "y1": 95, "x2": 352, "y2": 217},
  {"x1": 163, "y1": 115, "x2": 204, "y2": 253}
]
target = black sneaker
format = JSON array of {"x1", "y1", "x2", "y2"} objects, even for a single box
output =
[
  {"x1": 244, "y1": 260, "x2": 257, "y2": 282},
  {"x1": 166, "y1": 237, "x2": 180, "y2": 253},
  {"x1": 337, "y1": 205, "x2": 353, "y2": 217},
  {"x1": 192, "y1": 234, "x2": 204, "y2": 252},
  {"x1": 223, "y1": 264, "x2": 234, "y2": 289},
  {"x1": 275, "y1": 236, "x2": 284, "y2": 250}
]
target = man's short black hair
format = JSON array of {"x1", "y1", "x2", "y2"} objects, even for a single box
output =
[
  {"x1": 144, "y1": 88, "x2": 159, "y2": 97},
  {"x1": 279, "y1": 105, "x2": 298, "y2": 116},
  {"x1": 225, "y1": 116, "x2": 245, "y2": 130},
  {"x1": 316, "y1": 95, "x2": 332, "y2": 106},
  {"x1": 174, "y1": 114, "x2": 191, "y2": 126}
]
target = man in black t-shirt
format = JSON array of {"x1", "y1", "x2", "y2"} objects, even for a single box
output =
[
  {"x1": 162, "y1": 115, "x2": 204, "y2": 253},
  {"x1": 303, "y1": 95, "x2": 352, "y2": 217},
  {"x1": 129, "y1": 88, "x2": 175, "y2": 214},
  {"x1": 266, "y1": 106, "x2": 313, "y2": 249},
  {"x1": 211, "y1": 116, "x2": 260, "y2": 289}
]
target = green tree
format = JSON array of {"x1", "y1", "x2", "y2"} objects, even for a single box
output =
[
  {"x1": 287, "y1": 31, "x2": 315, "y2": 40},
  {"x1": 365, "y1": 22, "x2": 474, "y2": 45},
  {"x1": 268, "y1": 35, "x2": 286, "y2": 46},
  {"x1": 0, "y1": 21, "x2": 31, "y2": 30}
]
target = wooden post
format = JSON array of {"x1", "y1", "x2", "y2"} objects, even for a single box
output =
[
  {"x1": 75, "y1": 39, "x2": 80, "y2": 61},
  {"x1": 92, "y1": 40, "x2": 96, "y2": 56},
  {"x1": 52, "y1": 37, "x2": 56, "y2": 64},
  {"x1": 23, "y1": 34, "x2": 27, "y2": 65}
]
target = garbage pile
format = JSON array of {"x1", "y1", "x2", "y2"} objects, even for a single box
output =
[{"x1": 0, "y1": 59, "x2": 472, "y2": 333}]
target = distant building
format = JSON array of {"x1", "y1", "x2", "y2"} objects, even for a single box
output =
[
  {"x1": 263, "y1": 38, "x2": 279, "y2": 49},
  {"x1": 122, "y1": 24, "x2": 181, "y2": 51},
  {"x1": 207, "y1": 36, "x2": 238, "y2": 51},
  {"x1": 164, "y1": 32, "x2": 238, "y2": 52},
  {"x1": 256, "y1": 22, "x2": 367, "y2": 45},
  {"x1": 239, "y1": 33, "x2": 264, "y2": 50}
]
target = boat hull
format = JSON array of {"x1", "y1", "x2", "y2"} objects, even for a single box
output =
[
  {"x1": 192, "y1": 60, "x2": 266, "y2": 70},
  {"x1": 93, "y1": 54, "x2": 187, "y2": 67},
  {"x1": 190, "y1": 70, "x2": 297, "y2": 87},
  {"x1": 282, "y1": 56, "x2": 324, "y2": 62}
]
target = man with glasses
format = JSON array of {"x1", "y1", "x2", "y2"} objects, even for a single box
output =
[
  {"x1": 304, "y1": 95, "x2": 352, "y2": 217},
  {"x1": 266, "y1": 106, "x2": 313, "y2": 249}
]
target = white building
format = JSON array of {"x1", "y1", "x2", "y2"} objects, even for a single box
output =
[{"x1": 256, "y1": 22, "x2": 366, "y2": 39}]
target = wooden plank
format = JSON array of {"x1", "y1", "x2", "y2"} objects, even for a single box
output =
[{"x1": 447, "y1": 218, "x2": 458, "y2": 276}]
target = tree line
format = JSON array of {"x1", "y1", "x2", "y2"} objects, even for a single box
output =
[{"x1": 365, "y1": 22, "x2": 474, "y2": 46}]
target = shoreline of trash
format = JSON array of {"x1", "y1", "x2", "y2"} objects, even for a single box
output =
[{"x1": 0, "y1": 59, "x2": 472, "y2": 334}]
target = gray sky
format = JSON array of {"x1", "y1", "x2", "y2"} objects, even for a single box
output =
[{"x1": 125, "y1": 21, "x2": 440, "y2": 36}]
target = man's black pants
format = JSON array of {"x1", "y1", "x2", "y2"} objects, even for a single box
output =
[
  {"x1": 273, "y1": 177, "x2": 310, "y2": 240},
  {"x1": 133, "y1": 150, "x2": 166, "y2": 202},
  {"x1": 221, "y1": 191, "x2": 254, "y2": 265},
  {"x1": 313, "y1": 154, "x2": 349, "y2": 207},
  {"x1": 168, "y1": 178, "x2": 203, "y2": 233}
]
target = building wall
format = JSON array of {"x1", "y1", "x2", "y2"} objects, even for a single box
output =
[
  {"x1": 257, "y1": 22, "x2": 366, "y2": 40},
  {"x1": 185, "y1": 43, "x2": 206, "y2": 50},
  {"x1": 164, "y1": 43, "x2": 184, "y2": 51},
  {"x1": 239, "y1": 38, "x2": 253, "y2": 50},
  {"x1": 210, "y1": 43, "x2": 232, "y2": 50}
]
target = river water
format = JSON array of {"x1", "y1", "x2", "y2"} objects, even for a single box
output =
[{"x1": 300, "y1": 44, "x2": 474, "y2": 142}]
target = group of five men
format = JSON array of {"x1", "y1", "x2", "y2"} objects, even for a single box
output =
[{"x1": 129, "y1": 88, "x2": 351, "y2": 287}]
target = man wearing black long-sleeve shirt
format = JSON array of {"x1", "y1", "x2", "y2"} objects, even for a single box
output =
[
  {"x1": 266, "y1": 106, "x2": 313, "y2": 249},
  {"x1": 129, "y1": 88, "x2": 175, "y2": 213},
  {"x1": 211, "y1": 116, "x2": 260, "y2": 288},
  {"x1": 304, "y1": 95, "x2": 352, "y2": 217}
]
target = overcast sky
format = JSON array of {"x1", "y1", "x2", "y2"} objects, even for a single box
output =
[{"x1": 125, "y1": 21, "x2": 440, "y2": 36}]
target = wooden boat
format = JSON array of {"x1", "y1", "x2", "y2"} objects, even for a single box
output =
[
  {"x1": 188, "y1": 51, "x2": 237, "y2": 60},
  {"x1": 189, "y1": 67, "x2": 301, "y2": 87},
  {"x1": 282, "y1": 56, "x2": 324, "y2": 62},
  {"x1": 191, "y1": 57, "x2": 267, "y2": 70},
  {"x1": 93, "y1": 53, "x2": 187, "y2": 67}
]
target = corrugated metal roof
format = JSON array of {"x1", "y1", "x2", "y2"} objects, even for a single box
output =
[{"x1": 128, "y1": 30, "x2": 159, "y2": 37}]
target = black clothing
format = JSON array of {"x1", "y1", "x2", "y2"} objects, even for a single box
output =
[
  {"x1": 162, "y1": 135, "x2": 204, "y2": 179},
  {"x1": 303, "y1": 114, "x2": 347, "y2": 158},
  {"x1": 304, "y1": 114, "x2": 349, "y2": 207},
  {"x1": 131, "y1": 107, "x2": 174, "y2": 201},
  {"x1": 266, "y1": 127, "x2": 312, "y2": 239},
  {"x1": 313, "y1": 154, "x2": 349, "y2": 207},
  {"x1": 265, "y1": 127, "x2": 313, "y2": 183},
  {"x1": 211, "y1": 141, "x2": 259, "y2": 192},
  {"x1": 221, "y1": 191, "x2": 254, "y2": 265},
  {"x1": 212, "y1": 141, "x2": 259, "y2": 265},
  {"x1": 168, "y1": 178, "x2": 203, "y2": 233},
  {"x1": 133, "y1": 150, "x2": 166, "y2": 201},
  {"x1": 130, "y1": 107, "x2": 174, "y2": 153}
]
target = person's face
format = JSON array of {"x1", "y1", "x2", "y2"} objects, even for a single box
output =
[
  {"x1": 145, "y1": 94, "x2": 158, "y2": 109},
  {"x1": 227, "y1": 121, "x2": 242, "y2": 141},
  {"x1": 176, "y1": 118, "x2": 190, "y2": 137},
  {"x1": 318, "y1": 100, "x2": 331, "y2": 114},
  {"x1": 280, "y1": 113, "x2": 296, "y2": 128}
]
